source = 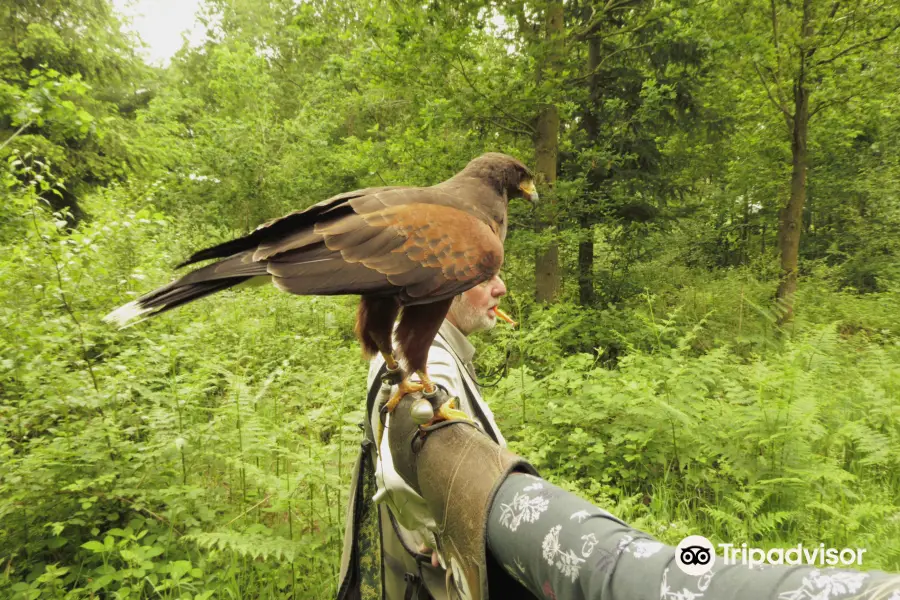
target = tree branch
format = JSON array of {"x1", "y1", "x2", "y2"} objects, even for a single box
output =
[
  {"x1": 753, "y1": 61, "x2": 794, "y2": 132},
  {"x1": 29, "y1": 201, "x2": 99, "y2": 392},
  {"x1": 0, "y1": 120, "x2": 33, "y2": 152},
  {"x1": 766, "y1": 0, "x2": 794, "y2": 126},
  {"x1": 814, "y1": 21, "x2": 900, "y2": 66},
  {"x1": 827, "y1": 0, "x2": 842, "y2": 19},
  {"x1": 763, "y1": 63, "x2": 792, "y2": 114},
  {"x1": 572, "y1": 0, "x2": 637, "y2": 41},
  {"x1": 508, "y1": 0, "x2": 538, "y2": 42},
  {"x1": 269, "y1": 57, "x2": 305, "y2": 91},
  {"x1": 809, "y1": 92, "x2": 857, "y2": 118},
  {"x1": 452, "y1": 56, "x2": 535, "y2": 134},
  {"x1": 816, "y1": 9, "x2": 856, "y2": 52},
  {"x1": 573, "y1": 5, "x2": 668, "y2": 42},
  {"x1": 770, "y1": 0, "x2": 780, "y2": 52},
  {"x1": 474, "y1": 116, "x2": 533, "y2": 137},
  {"x1": 818, "y1": 0, "x2": 843, "y2": 36},
  {"x1": 368, "y1": 35, "x2": 442, "y2": 97},
  {"x1": 567, "y1": 42, "x2": 654, "y2": 83}
]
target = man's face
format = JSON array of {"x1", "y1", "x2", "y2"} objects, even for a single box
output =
[{"x1": 448, "y1": 275, "x2": 508, "y2": 336}]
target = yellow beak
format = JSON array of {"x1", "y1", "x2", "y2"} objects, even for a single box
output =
[{"x1": 519, "y1": 180, "x2": 539, "y2": 205}]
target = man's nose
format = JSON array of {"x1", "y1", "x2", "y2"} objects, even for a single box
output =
[{"x1": 492, "y1": 276, "x2": 507, "y2": 297}]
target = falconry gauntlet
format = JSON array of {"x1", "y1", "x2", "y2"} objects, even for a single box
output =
[{"x1": 387, "y1": 390, "x2": 538, "y2": 600}]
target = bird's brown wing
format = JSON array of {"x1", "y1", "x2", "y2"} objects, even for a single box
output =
[
  {"x1": 264, "y1": 201, "x2": 503, "y2": 305},
  {"x1": 175, "y1": 186, "x2": 404, "y2": 268}
]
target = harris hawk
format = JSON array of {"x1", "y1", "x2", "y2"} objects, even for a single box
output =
[{"x1": 105, "y1": 152, "x2": 537, "y2": 423}]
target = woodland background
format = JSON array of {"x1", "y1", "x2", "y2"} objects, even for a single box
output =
[{"x1": 2, "y1": 0, "x2": 900, "y2": 598}]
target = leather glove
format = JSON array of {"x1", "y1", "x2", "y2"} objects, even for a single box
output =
[{"x1": 387, "y1": 389, "x2": 538, "y2": 600}]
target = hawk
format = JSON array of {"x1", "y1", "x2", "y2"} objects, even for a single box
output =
[{"x1": 105, "y1": 152, "x2": 537, "y2": 422}]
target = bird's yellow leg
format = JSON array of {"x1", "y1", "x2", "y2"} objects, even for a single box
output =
[
  {"x1": 380, "y1": 351, "x2": 400, "y2": 371},
  {"x1": 381, "y1": 367, "x2": 474, "y2": 435},
  {"x1": 416, "y1": 369, "x2": 437, "y2": 395},
  {"x1": 413, "y1": 369, "x2": 474, "y2": 425},
  {"x1": 383, "y1": 369, "x2": 436, "y2": 416},
  {"x1": 384, "y1": 377, "x2": 425, "y2": 414},
  {"x1": 377, "y1": 365, "x2": 422, "y2": 448}
]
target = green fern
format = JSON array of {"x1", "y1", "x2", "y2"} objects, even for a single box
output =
[{"x1": 184, "y1": 531, "x2": 309, "y2": 563}]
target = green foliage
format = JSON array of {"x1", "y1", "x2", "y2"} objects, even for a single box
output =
[
  {"x1": 0, "y1": 0, "x2": 153, "y2": 222},
  {"x1": 0, "y1": 160, "x2": 365, "y2": 597},
  {"x1": 489, "y1": 302, "x2": 900, "y2": 569},
  {"x1": 1, "y1": 0, "x2": 899, "y2": 597}
]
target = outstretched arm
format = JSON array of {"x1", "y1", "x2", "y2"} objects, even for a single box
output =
[
  {"x1": 489, "y1": 473, "x2": 900, "y2": 600},
  {"x1": 385, "y1": 392, "x2": 900, "y2": 600}
]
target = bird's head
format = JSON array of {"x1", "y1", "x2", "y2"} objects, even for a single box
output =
[{"x1": 462, "y1": 152, "x2": 539, "y2": 206}]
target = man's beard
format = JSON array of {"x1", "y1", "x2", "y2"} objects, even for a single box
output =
[{"x1": 449, "y1": 295, "x2": 496, "y2": 336}]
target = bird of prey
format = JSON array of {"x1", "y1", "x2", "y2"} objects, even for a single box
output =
[{"x1": 106, "y1": 152, "x2": 537, "y2": 423}]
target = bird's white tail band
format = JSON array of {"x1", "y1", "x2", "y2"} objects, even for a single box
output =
[{"x1": 103, "y1": 300, "x2": 155, "y2": 328}]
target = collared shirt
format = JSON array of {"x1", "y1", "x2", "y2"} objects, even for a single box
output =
[
  {"x1": 366, "y1": 319, "x2": 505, "y2": 544},
  {"x1": 437, "y1": 319, "x2": 477, "y2": 377}
]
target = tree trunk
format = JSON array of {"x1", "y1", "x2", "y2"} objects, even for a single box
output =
[
  {"x1": 578, "y1": 217, "x2": 593, "y2": 305},
  {"x1": 534, "y1": 0, "x2": 563, "y2": 303},
  {"x1": 776, "y1": 0, "x2": 813, "y2": 324},
  {"x1": 776, "y1": 100, "x2": 807, "y2": 323},
  {"x1": 578, "y1": 32, "x2": 603, "y2": 306}
]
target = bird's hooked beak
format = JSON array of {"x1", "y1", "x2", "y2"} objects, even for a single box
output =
[{"x1": 519, "y1": 179, "x2": 539, "y2": 206}]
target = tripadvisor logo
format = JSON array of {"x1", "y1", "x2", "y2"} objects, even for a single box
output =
[
  {"x1": 676, "y1": 535, "x2": 716, "y2": 576},
  {"x1": 675, "y1": 536, "x2": 868, "y2": 574},
  {"x1": 719, "y1": 543, "x2": 866, "y2": 569}
]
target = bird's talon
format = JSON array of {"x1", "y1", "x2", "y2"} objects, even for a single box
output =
[
  {"x1": 384, "y1": 379, "x2": 425, "y2": 414},
  {"x1": 420, "y1": 398, "x2": 473, "y2": 429}
]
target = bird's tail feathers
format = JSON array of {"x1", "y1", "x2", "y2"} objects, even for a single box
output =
[
  {"x1": 104, "y1": 252, "x2": 269, "y2": 327},
  {"x1": 104, "y1": 277, "x2": 254, "y2": 328}
]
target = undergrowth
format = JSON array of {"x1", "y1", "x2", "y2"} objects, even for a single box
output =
[{"x1": 2, "y1": 163, "x2": 899, "y2": 599}]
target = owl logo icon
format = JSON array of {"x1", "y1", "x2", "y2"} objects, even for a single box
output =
[{"x1": 675, "y1": 535, "x2": 716, "y2": 576}]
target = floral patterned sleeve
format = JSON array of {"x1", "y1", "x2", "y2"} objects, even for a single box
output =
[{"x1": 488, "y1": 473, "x2": 900, "y2": 600}]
